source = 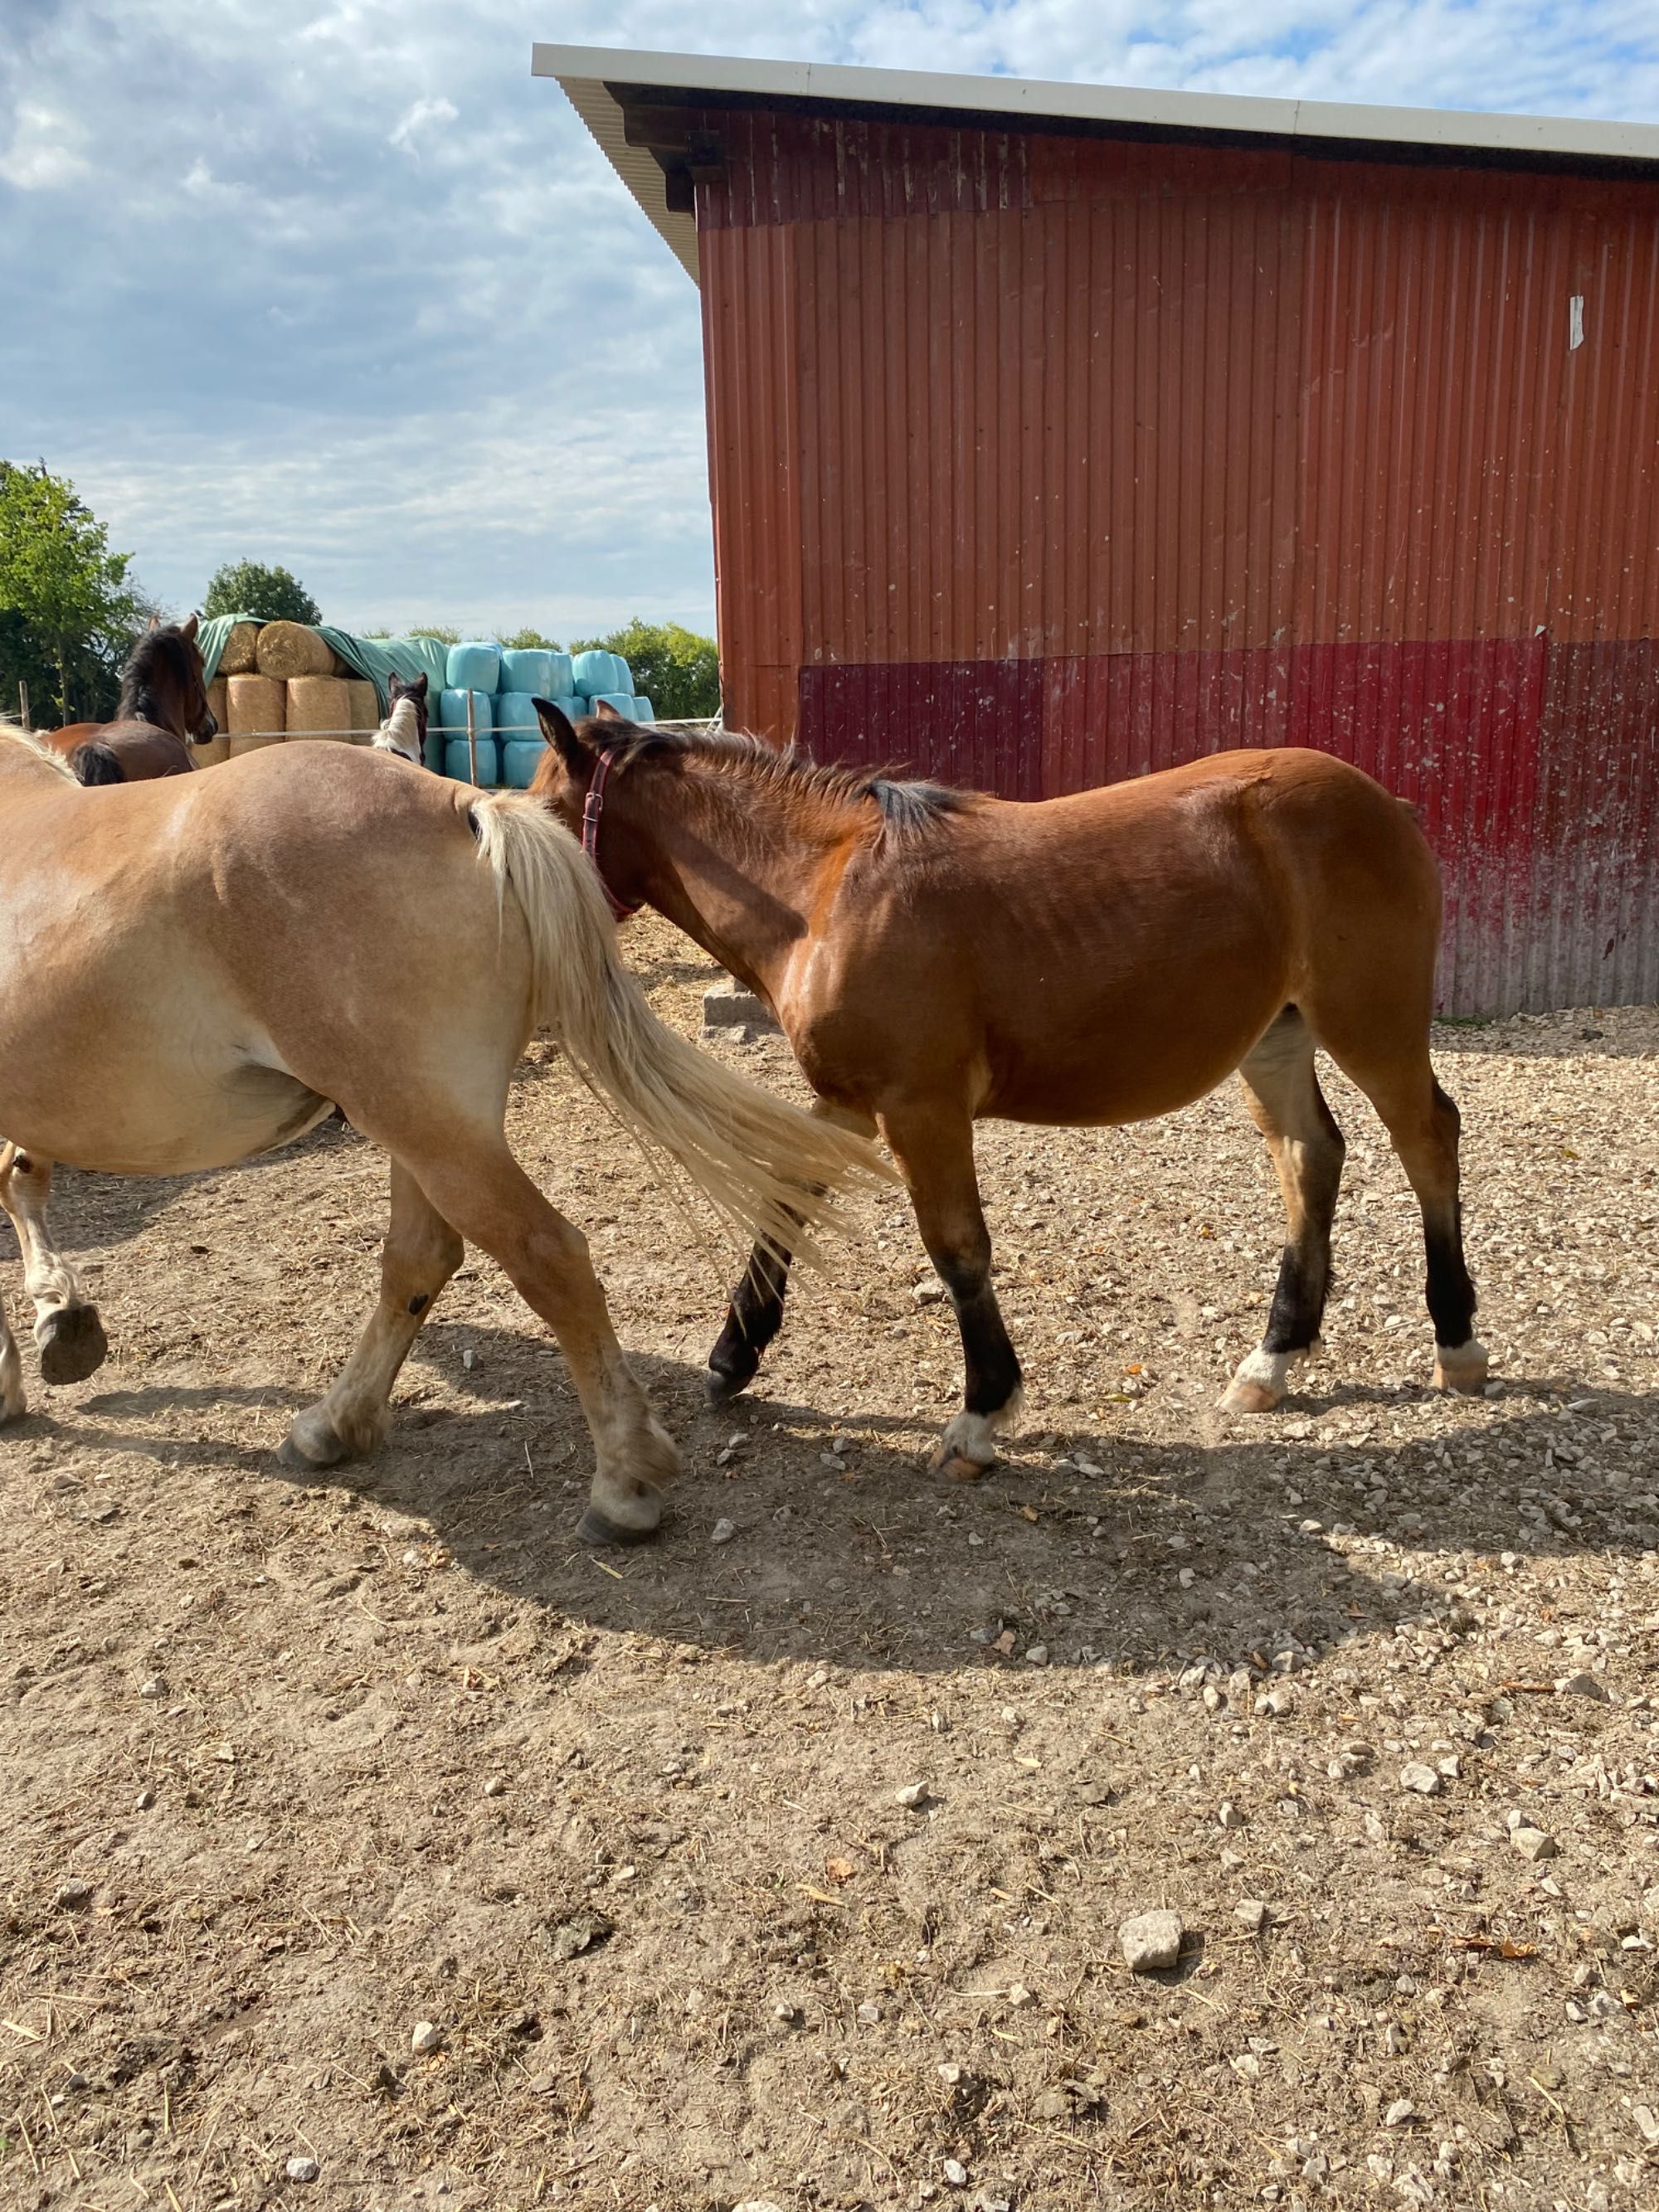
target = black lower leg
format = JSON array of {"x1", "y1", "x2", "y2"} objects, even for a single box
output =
[
  {"x1": 708, "y1": 1234, "x2": 795, "y2": 1401},
  {"x1": 1262, "y1": 1129, "x2": 1344, "y2": 1356},
  {"x1": 1424, "y1": 1200, "x2": 1477, "y2": 1347},
  {"x1": 932, "y1": 1253, "x2": 1021, "y2": 1419}
]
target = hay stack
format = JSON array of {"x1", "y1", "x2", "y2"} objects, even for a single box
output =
[
  {"x1": 205, "y1": 676, "x2": 228, "y2": 732},
  {"x1": 218, "y1": 621, "x2": 260, "y2": 675},
  {"x1": 228, "y1": 734, "x2": 282, "y2": 760},
  {"x1": 345, "y1": 679, "x2": 380, "y2": 738},
  {"x1": 255, "y1": 621, "x2": 334, "y2": 680},
  {"x1": 193, "y1": 729, "x2": 231, "y2": 768},
  {"x1": 226, "y1": 673, "x2": 285, "y2": 736},
  {"x1": 285, "y1": 676, "x2": 350, "y2": 739}
]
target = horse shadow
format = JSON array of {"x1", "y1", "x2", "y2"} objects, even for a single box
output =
[{"x1": 174, "y1": 1315, "x2": 1652, "y2": 1682}]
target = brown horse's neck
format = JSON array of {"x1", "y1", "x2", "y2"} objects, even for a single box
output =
[{"x1": 624, "y1": 761, "x2": 861, "y2": 1004}]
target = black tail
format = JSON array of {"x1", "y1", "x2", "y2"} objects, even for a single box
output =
[{"x1": 70, "y1": 741, "x2": 125, "y2": 786}]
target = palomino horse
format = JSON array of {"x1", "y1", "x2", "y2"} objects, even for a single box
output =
[
  {"x1": 531, "y1": 707, "x2": 1488, "y2": 1480},
  {"x1": 373, "y1": 670, "x2": 429, "y2": 766},
  {"x1": 0, "y1": 724, "x2": 886, "y2": 1543},
  {"x1": 48, "y1": 613, "x2": 216, "y2": 783}
]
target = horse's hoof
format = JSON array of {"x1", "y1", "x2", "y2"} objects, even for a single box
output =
[
  {"x1": 278, "y1": 1422, "x2": 348, "y2": 1471},
  {"x1": 936, "y1": 1450, "x2": 995, "y2": 1481},
  {"x1": 705, "y1": 1364, "x2": 752, "y2": 1408},
  {"x1": 36, "y1": 1304, "x2": 109, "y2": 1385},
  {"x1": 577, "y1": 1505, "x2": 661, "y2": 1548},
  {"x1": 1219, "y1": 1378, "x2": 1280, "y2": 1415},
  {"x1": 1433, "y1": 1338, "x2": 1489, "y2": 1395}
]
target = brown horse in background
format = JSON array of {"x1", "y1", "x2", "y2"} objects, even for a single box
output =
[
  {"x1": 532, "y1": 707, "x2": 1487, "y2": 1480},
  {"x1": 47, "y1": 614, "x2": 214, "y2": 784}
]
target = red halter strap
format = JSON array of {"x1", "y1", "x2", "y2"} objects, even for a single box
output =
[{"x1": 580, "y1": 746, "x2": 640, "y2": 921}]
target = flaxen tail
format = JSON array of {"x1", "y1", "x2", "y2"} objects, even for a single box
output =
[{"x1": 469, "y1": 793, "x2": 893, "y2": 1258}]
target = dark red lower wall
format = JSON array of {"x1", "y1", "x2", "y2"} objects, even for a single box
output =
[{"x1": 798, "y1": 639, "x2": 1659, "y2": 1016}]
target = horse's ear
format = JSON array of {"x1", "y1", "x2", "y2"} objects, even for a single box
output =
[
  {"x1": 412, "y1": 672, "x2": 428, "y2": 698},
  {"x1": 181, "y1": 612, "x2": 199, "y2": 640},
  {"x1": 533, "y1": 698, "x2": 587, "y2": 771},
  {"x1": 594, "y1": 697, "x2": 625, "y2": 722},
  {"x1": 148, "y1": 615, "x2": 158, "y2": 630}
]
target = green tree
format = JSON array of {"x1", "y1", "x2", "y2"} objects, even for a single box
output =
[
  {"x1": 500, "y1": 626, "x2": 562, "y2": 652},
  {"x1": 0, "y1": 461, "x2": 144, "y2": 722},
  {"x1": 571, "y1": 619, "x2": 719, "y2": 719},
  {"x1": 202, "y1": 559, "x2": 321, "y2": 625}
]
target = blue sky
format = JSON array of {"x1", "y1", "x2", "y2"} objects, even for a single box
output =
[{"x1": 4, "y1": 2, "x2": 1657, "y2": 639}]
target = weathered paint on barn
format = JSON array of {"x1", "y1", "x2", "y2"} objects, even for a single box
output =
[{"x1": 690, "y1": 113, "x2": 1659, "y2": 1015}]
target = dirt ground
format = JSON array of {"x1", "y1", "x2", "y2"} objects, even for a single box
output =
[{"x1": 2, "y1": 912, "x2": 1657, "y2": 2212}]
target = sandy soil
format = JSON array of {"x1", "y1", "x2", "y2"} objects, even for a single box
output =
[{"x1": 2, "y1": 916, "x2": 1656, "y2": 2212}]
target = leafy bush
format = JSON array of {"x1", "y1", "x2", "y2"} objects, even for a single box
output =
[
  {"x1": 570, "y1": 620, "x2": 719, "y2": 719},
  {"x1": 203, "y1": 560, "x2": 322, "y2": 625},
  {"x1": 0, "y1": 460, "x2": 146, "y2": 722}
]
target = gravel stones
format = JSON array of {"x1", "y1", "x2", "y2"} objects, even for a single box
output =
[
  {"x1": 1511, "y1": 1826, "x2": 1560, "y2": 1861},
  {"x1": 411, "y1": 2020, "x2": 443, "y2": 2054},
  {"x1": 1399, "y1": 1761, "x2": 1442, "y2": 1796},
  {"x1": 1119, "y1": 1908, "x2": 1185, "y2": 1973},
  {"x1": 285, "y1": 2156, "x2": 320, "y2": 2183}
]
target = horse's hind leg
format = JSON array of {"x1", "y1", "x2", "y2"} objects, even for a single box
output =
[
  {"x1": 1223, "y1": 1009, "x2": 1347, "y2": 1413},
  {"x1": 0, "y1": 1145, "x2": 108, "y2": 1385},
  {"x1": 1306, "y1": 1029, "x2": 1486, "y2": 1395},
  {"x1": 281, "y1": 1160, "x2": 464, "y2": 1470},
  {"x1": 708, "y1": 1099, "x2": 878, "y2": 1403},
  {"x1": 387, "y1": 1137, "x2": 679, "y2": 1546},
  {"x1": 881, "y1": 1101, "x2": 1022, "y2": 1480}
]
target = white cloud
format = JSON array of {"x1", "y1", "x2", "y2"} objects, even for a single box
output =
[
  {"x1": 0, "y1": 100, "x2": 90, "y2": 190},
  {"x1": 390, "y1": 95, "x2": 458, "y2": 150}
]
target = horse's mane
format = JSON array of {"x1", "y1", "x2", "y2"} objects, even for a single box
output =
[
  {"x1": 118, "y1": 623, "x2": 196, "y2": 718},
  {"x1": 0, "y1": 714, "x2": 78, "y2": 782},
  {"x1": 581, "y1": 718, "x2": 975, "y2": 841}
]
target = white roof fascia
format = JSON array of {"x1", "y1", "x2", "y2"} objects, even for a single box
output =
[{"x1": 532, "y1": 43, "x2": 1659, "y2": 288}]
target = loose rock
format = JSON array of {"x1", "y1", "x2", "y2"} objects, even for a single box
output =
[
  {"x1": 1120, "y1": 1908, "x2": 1184, "y2": 1973},
  {"x1": 1399, "y1": 1762, "x2": 1442, "y2": 1796},
  {"x1": 1511, "y1": 1826, "x2": 1559, "y2": 1861},
  {"x1": 711, "y1": 1518, "x2": 737, "y2": 1545},
  {"x1": 411, "y1": 2020, "x2": 443, "y2": 2054},
  {"x1": 286, "y1": 2156, "x2": 320, "y2": 2183}
]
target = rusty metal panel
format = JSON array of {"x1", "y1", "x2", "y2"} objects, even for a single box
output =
[{"x1": 695, "y1": 109, "x2": 1659, "y2": 1013}]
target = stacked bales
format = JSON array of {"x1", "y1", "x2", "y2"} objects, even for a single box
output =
[
  {"x1": 345, "y1": 680, "x2": 380, "y2": 738},
  {"x1": 219, "y1": 622, "x2": 260, "y2": 676},
  {"x1": 255, "y1": 622, "x2": 338, "y2": 681},
  {"x1": 631, "y1": 698, "x2": 656, "y2": 722},
  {"x1": 438, "y1": 668, "x2": 497, "y2": 787},
  {"x1": 285, "y1": 674, "x2": 352, "y2": 740},
  {"x1": 226, "y1": 673, "x2": 285, "y2": 756},
  {"x1": 589, "y1": 693, "x2": 637, "y2": 718}
]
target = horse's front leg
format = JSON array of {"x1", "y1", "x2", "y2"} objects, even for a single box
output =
[
  {"x1": 881, "y1": 1102, "x2": 1022, "y2": 1480},
  {"x1": 707, "y1": 1099, "x2": 878, "y2": 1403},
  {"x1": 0, "y1": 1145, "x2": 109, "y2": 1384}
]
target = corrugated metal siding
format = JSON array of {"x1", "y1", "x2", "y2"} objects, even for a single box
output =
[{"x1": 695, "y1": 119, "x2": 1659, "y2": 1013}]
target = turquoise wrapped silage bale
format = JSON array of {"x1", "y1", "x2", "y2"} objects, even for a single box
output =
[
  {"x1": 501, "y1": 738, "x2": 546, "y2": 790},
  {"x1": 444, "y1": 735, "x2": 498, "y2": 785},
  {"x1": 590, "y1": 692, "x2": 636, "y2": 719},
  {"x1": 492, "y1": 691, "x2": 542, "y2": 740},
  {"x1": 631, "y1": 696, "x2": 655, "y2": 722},
  {"x1": 499, "y1": 649, "x2": 553, "y2": 696},
  {"x1": 572, "y1": 649, "x2": 627, "y2": 698},
  {"x1": 422, "y1": 728, "x2": 445, "y2": 773},
  {"x1": 547, "y1": 693, "x2": 586, "y2": 725},
  {"x1": 446, "y1": 640, "x2": 501, "y2": 693},
  {"x1": 438, "y1": 686, "x2": 493, "y2": 732}
]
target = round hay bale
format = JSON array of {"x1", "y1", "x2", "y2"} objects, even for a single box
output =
[
  {"x1": 255, "y1": 621, "x2": 334, "y2": 680},
  {"x1": 205, "y1": 676, "x2": 228, "y2": 732},
  {"x1": 218, "y1": 622, "x2": 260, "y2": 676},
  {"x1": 285, "y1": 675, "x2": 350, "y2": 739},
  {"x1": 345, "y1": 678, "x2": 380, "y2": 736},
  {"x1": 192, "y1": 732, "x2": 231, "y2": 767},
  {"x1": 228, "y1": 733, "x2": 282, "y2": 759},
  {"x1": 226, "y1": 673, "x2": 285, "y2": 736}
]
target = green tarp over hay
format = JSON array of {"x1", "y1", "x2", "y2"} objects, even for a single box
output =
[{"x1": 195, "y1": 615, "x2": 450, "y2": 713}]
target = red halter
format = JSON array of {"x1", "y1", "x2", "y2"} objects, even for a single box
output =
[{"x1": 580, "y1": 746, "x2": 640, "y2": 921}]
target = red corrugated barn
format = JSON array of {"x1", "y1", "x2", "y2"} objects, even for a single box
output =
[{"x1": 537, "y1": 46, "x2": 1659, "y2": 1015}]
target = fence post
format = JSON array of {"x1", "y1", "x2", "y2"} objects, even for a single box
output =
[{"x1": 465, "y1": 689, "x2": 478, "y2": 785}]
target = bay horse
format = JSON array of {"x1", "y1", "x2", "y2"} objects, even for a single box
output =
[
  {"x1": 0, "y1": 724, "x2": 886, "y2": 1543},
  {"x1": 48, "y1": 614, "x2": 215, "y2": 784},
  {"x1": 530, "y1": 706, "x2": 1488, "y2": 1480}
]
